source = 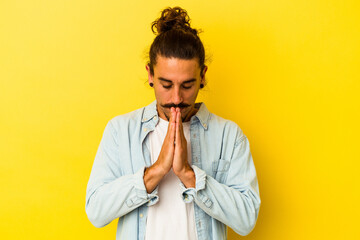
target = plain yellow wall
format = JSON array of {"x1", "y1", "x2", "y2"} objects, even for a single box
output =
[{"x1": 1, "y1": 0, "x2": 359, "y2": 239}]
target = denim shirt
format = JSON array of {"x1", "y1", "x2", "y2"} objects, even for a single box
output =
[{"x1": 85, "y1": 101, "x2": 261, "y2": 240}]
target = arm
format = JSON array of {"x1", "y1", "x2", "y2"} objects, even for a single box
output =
[
  {"x1": 85, "y1": 120, "x2": 158, "y2": 228},
  {"x1": 182, "y1": 131, "x2": 261, "y2": 236}
]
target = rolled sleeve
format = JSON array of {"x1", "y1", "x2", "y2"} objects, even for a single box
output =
[
  {"x1": 129, "y1": 166, "x2": 159, "y2": 207},
  {"x1": 180, "y1": 165, "x2": 207, "y2": 203},
  {"x1": 85, "y1": 120, "x2": 160, "y2": 228}
]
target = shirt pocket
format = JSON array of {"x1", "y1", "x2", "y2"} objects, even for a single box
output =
[{"x1": 212, "y1": 159, "x2": 230, "y2": 183}]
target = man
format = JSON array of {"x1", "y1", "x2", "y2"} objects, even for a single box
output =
[{"x1": 86, "y1": 6, "x2": 260, "y2": 240}]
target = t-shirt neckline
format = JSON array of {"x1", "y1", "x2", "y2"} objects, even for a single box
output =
[{"x1": 158, "y1": 117, "x2": 190, "y2": 128}]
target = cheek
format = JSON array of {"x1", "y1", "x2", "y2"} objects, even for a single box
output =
[
  {"x1": 154, "y1": 88, "x2": 171, "y2": 102},
  {"x1": 184, "y1": 89, "x2": 199, "y2": 101}
]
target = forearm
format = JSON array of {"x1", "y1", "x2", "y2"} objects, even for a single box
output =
[
  {"x1": 176, "y1": 165, "x2": 196, "y2": 188},
  {"x1": 193, "y1": 167, "x2": 260, "y2": 235},
  {"x1": 86, "y1": 167, "x2": 158, "y2": 228},
  {"x1": 143, "y1": 162, "x2": 167, "y2": 193},
  {"x1": 182, "y1": 165, "x2": 260, "y2": 236}
]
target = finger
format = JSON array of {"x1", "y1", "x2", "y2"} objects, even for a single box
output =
[
  {"x1": 176, "y1": 108, "x2": 185, "y2": 140},
  {"x1": 171, "y1": 107, "x2": 177, "y2": 139},
  {"x1": 169, "y1": 118, "x2": 175, "y2": 144},
  {"x1": 175, "y1": 109, "x2": 181, "y2": 147},
  {"x1": 170, "y1": 107, "x2": 176, "y2": 124},
  {"x1": 176, "y1": 108, "x2": 181, "y2": 122},
  {"x1": 165, "y1": 108, "x2": 176, "y2": 143},
  {"x1": 178, "y1": 108, "x2": 183, "y2": 133},
  {"x1": 171, "y1": 107, "x2": 177, "y2": 132},
  {"x1": 166, "y1": 107, "x2": 176, "y2": 132}
]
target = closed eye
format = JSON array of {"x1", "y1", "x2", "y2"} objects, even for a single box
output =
[
  {"x1": 162, "y1": 85, "x2": 172, "y2": 89},
  {"x1": 161, "y1": 84, "x2": 193, "y2": 89}
]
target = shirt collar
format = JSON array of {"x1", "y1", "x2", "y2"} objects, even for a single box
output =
[
  {"x1": 142, "y1": 100, "x2": 158, "y2": 123},
  {"x1": 142, "y1": 100, "x2": 210, "y2": 130},
  {"x1": 192, "y1": 102, "x2": 210, "y2": 130}
]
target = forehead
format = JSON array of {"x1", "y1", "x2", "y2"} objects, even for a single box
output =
[{"x1": 154, "y1": 56, "x2": 200, "y2": 81}]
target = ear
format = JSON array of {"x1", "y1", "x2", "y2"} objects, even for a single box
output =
[
  {"x1": 146, "y1": 64, "x2": 154, "y2": 85},
  {"x1": 200, "y1": 65, "x2": 208, "y2": 85}
]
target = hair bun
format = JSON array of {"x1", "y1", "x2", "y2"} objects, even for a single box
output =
[{"x1": 151, "y1": 7, "x2": 198, "y2": 35}]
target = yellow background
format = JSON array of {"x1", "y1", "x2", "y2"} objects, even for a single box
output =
[{"x1": 1, "y1": 0, "x2": 359, "y2": 239}]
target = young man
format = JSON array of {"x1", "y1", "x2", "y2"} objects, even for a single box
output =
[{"x1": 86, "y1": 7, "x2": 260, "y2": 240}]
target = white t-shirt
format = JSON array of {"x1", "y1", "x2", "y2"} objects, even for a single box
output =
[{"x1": 145, "y1": 117, "x2": 198, "y2": 240}]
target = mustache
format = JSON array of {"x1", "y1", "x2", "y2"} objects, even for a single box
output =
[{"x1": 161, "y1": 103, "x2": 190, "y2": 109}]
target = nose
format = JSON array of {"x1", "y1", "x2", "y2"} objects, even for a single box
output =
[{"x1": 172, "y1": 86, "x2": 183, "y2": 105}]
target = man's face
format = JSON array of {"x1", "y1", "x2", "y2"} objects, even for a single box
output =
[{"x1": 147, "y1": 56, "x2": 207, "y2": 122}]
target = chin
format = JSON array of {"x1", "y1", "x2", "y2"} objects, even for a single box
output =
[{"x1": 181, "y1": 108, "x2": 193, "y2": 121}]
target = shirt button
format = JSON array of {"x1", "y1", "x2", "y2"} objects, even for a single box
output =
[
  {"x1": 140, "y1": 213, "x2": 143, "y2": 218},
  {"x1": 193, "y1": 134, "x2": 196, "y2": 138},
  {"x1": 143, "y1": 128, "x2": 147, "y2": 132},
  {"x1": 203, "y1": 123, "x2": 207, "y2": 128},
  {"x1": 143, "y1": 118, "x2": 147, "y2": 121},
  {"x1": 154, "y1": 116, "x2": 157, "y2": 120}
]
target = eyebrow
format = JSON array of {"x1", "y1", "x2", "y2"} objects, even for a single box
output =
[{"x1": 158, "y1": 77, "x2": 196, "y2": 84}]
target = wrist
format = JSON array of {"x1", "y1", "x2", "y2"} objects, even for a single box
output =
[
  {"x1": 150, "y1": 162, "x2": 168, "y2": 179},
  {"x1": 144, "y1": 163, "x2": 168, "y2": 193},
  {"x1": 176, "y1": 165, "x2": 196, "y2": 188}
]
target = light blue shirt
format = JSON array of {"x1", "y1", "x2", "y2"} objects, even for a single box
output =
[{"x1": 85, "y1": 101, "x2": 261, "y2": 240}]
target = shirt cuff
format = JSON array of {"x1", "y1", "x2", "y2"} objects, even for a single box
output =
[
  {"x1": 129, "y1": 166, "x2": 159, "y2": 207},
  {"x1": 180, "y1": 165, "x2": 207, "y2": 203}
]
